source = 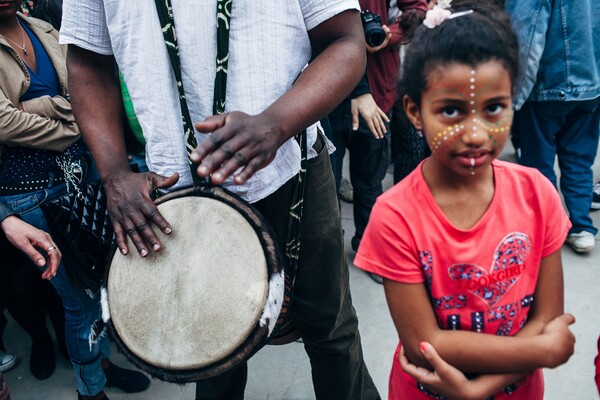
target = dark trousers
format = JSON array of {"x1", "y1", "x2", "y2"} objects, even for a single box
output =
[
  {"x1": 195, "y1": 134, "x2": 380, "y2": 399},
  {"x1": 329, "y1": 101, "x2": 390, "y2": 242},
  {"x1": 0, "y1": 244, "x2": 66, "y2": 352},
  {"x1": 517, "y1": 98, "x2": 600, "y2": 235}
]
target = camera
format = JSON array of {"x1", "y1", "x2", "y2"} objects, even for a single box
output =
[{"x1": 361, "y1": 10, "x2": 385, "y2": 47}]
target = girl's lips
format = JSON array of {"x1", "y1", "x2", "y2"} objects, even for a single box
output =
[{"x1": 456, "y1": 152, "x2": 489, "y2": 168}]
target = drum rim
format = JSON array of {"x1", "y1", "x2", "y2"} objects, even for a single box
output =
[{"x1": 104, "y1": 184, "x2": 289, "y2": 382}]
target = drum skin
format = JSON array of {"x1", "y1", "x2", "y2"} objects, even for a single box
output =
[{"x1": 104, "y1": 186, "x2": 289, "y2": 382}]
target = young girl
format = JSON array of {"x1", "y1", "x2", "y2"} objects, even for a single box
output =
[{"x1": 355, "y1": 1, "x2": 576, "y2": 399}]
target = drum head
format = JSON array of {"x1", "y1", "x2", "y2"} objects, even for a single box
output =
[{"x1": 107, "y1": 195, "x2": 268, "y2": 371}]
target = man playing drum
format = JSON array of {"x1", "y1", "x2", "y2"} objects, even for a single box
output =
[{"x1": 60, "y1": 1, "x2": 381, "y2": 399}]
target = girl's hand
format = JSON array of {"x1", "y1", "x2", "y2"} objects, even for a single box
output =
[
  {"x1": 400, "y1": 343, "x2": 481, "y2": 400},
  {"x1": 539, "y1": 313, "x2": 576, "y2": 368},
  {"x1": 1, "y1": 216, "x2": 62, "y2": 280}
]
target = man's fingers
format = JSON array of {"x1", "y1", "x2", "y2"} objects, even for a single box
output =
[
  {"x1": 194, "y1": 140, "x2": 245, "y2": 181},
  {"x1": 194, "y1": 113, "x2": 227, "y2": 133},
  {"x1": 151, "y1": 172, "x2": 179, "y2": 191},
  {"x1": 121, "y1": 216, "x2": 152, "y2": 257},
  {"x1": 191, "y1": 114, "x2": 229, "y2": 163},
  {"x1": 232, "y1": 157, "x2": 265, "y2": 185},
  {"x1": 112, "y1": 223, "x2": 130, "y2": 255}
]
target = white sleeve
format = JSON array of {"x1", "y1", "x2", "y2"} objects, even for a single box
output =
[
  {"x1": 59, "y1": 0, "x2": 114, "y2": 55},
  {"x1": 301, "y1": 0, "x2": 360, "y2": 31}
]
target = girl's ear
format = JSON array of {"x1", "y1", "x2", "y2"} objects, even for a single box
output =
[{"x1": 403, "y1": 95, "x2": 423, "y2": 131}]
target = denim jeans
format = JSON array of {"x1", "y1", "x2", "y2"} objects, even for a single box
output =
[
  {"x1": 1, "y1": 165, "x2": 109, "y2": 396},
  {"x1": 517, "y1": 98, "x2": 600, "y2": 235}
]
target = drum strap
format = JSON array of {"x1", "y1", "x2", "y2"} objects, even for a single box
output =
[{"x1": 154, "y1": 0, "x2": 307, "y2": 281}]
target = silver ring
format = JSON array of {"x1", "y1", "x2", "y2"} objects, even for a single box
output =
[{"x1": 47, "y1": 246, "x2": 56, "y2": 252}]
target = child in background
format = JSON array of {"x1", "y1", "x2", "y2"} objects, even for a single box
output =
[{"x1": 355, "y1": 1, "x2": 576, "y2": 399}]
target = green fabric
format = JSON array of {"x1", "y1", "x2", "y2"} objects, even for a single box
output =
[{"x1": 119, "y1": 71, "x2": 145, "y2": 147}]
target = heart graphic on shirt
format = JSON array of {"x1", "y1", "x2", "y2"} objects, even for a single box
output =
[{"x1": 448, "y1": 232, "x2": 531, "y2": 306}]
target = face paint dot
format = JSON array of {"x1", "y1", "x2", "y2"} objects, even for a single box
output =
[
  {"x1": 471, "y1": 109, "x2": 477, "y2": 114},
  {"x1": 470, "y1": 85, "x2": 475, "y2": 90},
  {"x1": 472, "y1": 118, "x2": 477, "y2": 122},
  {"x1": 470, "y1": 78, "x2": 475, "y2": 83},
  {"x1": 470, "y1": 93, "x2": 475, "y2": 97},
  {"x1": 472, "y1": 126, "x2": 478, "y2": 131},
  {"x1": 470, "y1": 70, "x2": 476, "y2": 75}
]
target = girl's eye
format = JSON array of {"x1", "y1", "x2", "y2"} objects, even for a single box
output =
[
  {"x1": 486, "y1": 104, "x2": 505, "y2": 116},
  {"x1": 441, "y1": 107, "x2": 459, "y2": 118}
]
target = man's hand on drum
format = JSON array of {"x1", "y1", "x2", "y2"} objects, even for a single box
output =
[
  {"x1": 191, "y1": 112, "x2": 286, "y2": 185},
  {"x1": 105, "y1": 170, "x2": 179, "y2": 257},
  {"x1": 1, "y1": 216, "x2": 61, "y2": 279}
]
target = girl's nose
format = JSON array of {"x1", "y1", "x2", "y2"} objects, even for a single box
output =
[{"x1": 461, "y1": 118, "x2": 488, "y2": 146}]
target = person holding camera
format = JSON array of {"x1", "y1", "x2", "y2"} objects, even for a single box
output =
[{"x1": 329, "y1": 0, "x2": 427, "y2": 284}]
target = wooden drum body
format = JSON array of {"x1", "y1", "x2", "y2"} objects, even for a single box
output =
[{"x1": 101, "y1": 186, "x2": 290, "y2": 382}]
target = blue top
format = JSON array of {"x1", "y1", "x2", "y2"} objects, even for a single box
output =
[
  {"x1": 0, "y1": 20, "x2": 83, "y2": 182},
  {"x1": 20, "y1": 20, "x2": 61, "y2": 100}
]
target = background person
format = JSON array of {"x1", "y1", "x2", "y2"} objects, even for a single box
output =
[
  {"x1": 505, "y1": 0, "x2": 600, "y2": 254},
  {"x1": 0, "y1": 4, "x2": 149, "y2": 399},
  {"x1": 61, "y1": 1, "x2": 381, "y2": 399}
]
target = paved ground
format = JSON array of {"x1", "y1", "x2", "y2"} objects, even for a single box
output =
[{"x1": 3, "y1": 144, "x2": 600, "y2": 399}]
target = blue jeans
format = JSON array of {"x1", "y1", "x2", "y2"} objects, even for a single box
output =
[
  {"x1": 517, "y1": 98, "x2": 600, "y2": 235},
  {"x1": 1, "y1": 166, "x2": 109, "y2": 396}
]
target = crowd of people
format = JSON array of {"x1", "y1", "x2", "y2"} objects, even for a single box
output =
[{"x1": 0, "y1": 0, "x2": 598, "y2": 399}]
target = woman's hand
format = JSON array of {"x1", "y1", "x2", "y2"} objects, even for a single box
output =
[
  {"x1": 350, "y1": 93, "x2": 389, "y2": 139},
  {"x1": 1, "y1": 216, "x2": 61, "y2": 280}
]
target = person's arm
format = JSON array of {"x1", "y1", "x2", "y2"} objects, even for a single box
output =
[
  {"x1": 191, "y1": 9, "x2": 366, "y2": 185},
  {"x1": 67, "y1": 47, "x2": 179, "y2": 258},
  {"x1": 0, "y1": 91, "x2": 80, "y2": 152},
  {"x1": 20, "y1": 95, "x2": 73, "y2": 119},
  {"x1": 385, "y1": 249, "x2": 575, "y2": 375},
  {"x1": 401, "y1": 313, "x2": 575, "y2": 399}
]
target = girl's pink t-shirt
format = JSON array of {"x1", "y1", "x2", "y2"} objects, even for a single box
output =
[{"x1": 355, "y1": 160, "x2": 571, "y2": 400}]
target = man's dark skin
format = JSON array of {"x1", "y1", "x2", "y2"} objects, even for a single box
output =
[{"x1": 67, "y1": 9, "x2": 366, "y2": 258}]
